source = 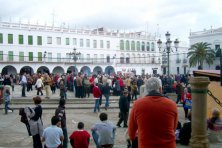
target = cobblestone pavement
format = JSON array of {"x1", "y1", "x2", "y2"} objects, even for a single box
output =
[{"x1": 0, "y1": 85, "x2": 219, "y2": 148}]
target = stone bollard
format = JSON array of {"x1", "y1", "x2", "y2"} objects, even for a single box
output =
[{"x1": 189, "y1": 77, "x2": 210, "y2": 148}]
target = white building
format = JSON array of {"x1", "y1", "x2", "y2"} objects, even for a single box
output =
[
  {"x1": 0, "y1": 21, "x2": 162, "y2": 76},
  {"x1": 189, "y1": 27, "x2": 222, "y2": 71}
]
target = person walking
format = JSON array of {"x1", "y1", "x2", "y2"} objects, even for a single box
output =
[
  {"x1": 4, "y1": 89, "x2": 13, "y2": 114},
  {"x1": 20, "y1": 72, "x2": 27, "y2": 97},
  {"x1": 93, "y1": 83, "x2": 102, "y2": 113},
  {"x1": 128, "y1": 77, "x2": 178, "y2": 148},
  {"x1": 117, "y1": 88, "x2": 130, "y2": 128},
  {"x1": 103, "y1": 82, "x2": 111, "y2": 110},
  {"x1": 35, "y1": 75, "x2": 44, "y2": 96},
  {"x1": 55, "y1": 99, "x2": 68, "y2": 148}
]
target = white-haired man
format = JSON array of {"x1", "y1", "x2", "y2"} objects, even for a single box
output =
[{"x1": 128, "y1": 77, "x2": 178, "y2": 148}]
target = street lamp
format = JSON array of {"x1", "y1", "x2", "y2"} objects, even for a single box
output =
[
  {"x1": 157, "y1": 32, "x2": 179, "y2": 76},
  {"x1": 69, "y1": 48, "x2": 81, "y2": 74}
]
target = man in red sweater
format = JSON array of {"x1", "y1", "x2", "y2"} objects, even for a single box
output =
[
  {"x1": 69, "y1": 122, "x2": 90, "y2": 148},
  {"x1": 93, "y1": 83, "x2": 102, "y2": 113},
  {"x1": 128, "y1": 77, "x2": 178, "y2": 148}
]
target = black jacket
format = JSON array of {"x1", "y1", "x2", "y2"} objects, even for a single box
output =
[
  {"x1": 179, "y1": 121, "x2": 191, "y2": 145},
  {"x1": 31, "y1": 105, "x2": 42, "y2": 121},
  {"x1": 119, "y1": 95, "x2": 129, "y2": 113},
  {"x1": 55, "y1": 106, "x2": 66, "y2": 128}
]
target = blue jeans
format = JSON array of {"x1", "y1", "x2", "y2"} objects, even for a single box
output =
[
  {"x1": 92, "y1": 129, "x2": 116, "y2": 148},
  {"x1": 62, "y1": 127, "x2": 68, "y2": 148},
  {"x1": 94, "y1": 99, "x2": 100, "y2": 112},
  {"x1": 104, "y1": 94, "x2": 110, "y2": 108},
  {"x1": 5, "y1": 101, "x2": 13, "y2": 114}
]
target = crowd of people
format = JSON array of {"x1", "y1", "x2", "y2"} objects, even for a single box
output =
[{"x1": 1, "y1": 72, "x2": 222, "y2": 147}]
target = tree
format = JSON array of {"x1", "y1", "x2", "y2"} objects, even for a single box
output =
[{"x1": 187, "y1": 42, "x2": 216, "y2": 70}]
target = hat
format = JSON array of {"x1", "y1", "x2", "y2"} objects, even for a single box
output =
[{"x1": 123, "y1": 88, "x2": 128, "y2": 94}]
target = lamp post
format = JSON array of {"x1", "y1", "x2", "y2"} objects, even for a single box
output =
[
  {"x1": 69, "y1": 48, "x2": 81, "y2": 74},
  {"x1": 157, "y1": 32, "x2": 179, "y2": 76}
]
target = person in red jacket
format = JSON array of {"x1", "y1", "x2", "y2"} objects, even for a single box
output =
[
  {"x1": 93, "y1": 83, "x2": 102, "y2": 113},
  {"x1": 181, "y1": 87, "x2": 192, "y2": 119},
  {"x1": 69, "y1": 122, "x2": 90, "y2": 148}
]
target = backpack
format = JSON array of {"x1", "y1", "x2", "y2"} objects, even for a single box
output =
[{"x1": 19, "y1": 107, "x2": 34, "y2": 124}]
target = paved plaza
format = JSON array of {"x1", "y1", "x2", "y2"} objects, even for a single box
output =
[{"x1": 0, "y1": 85, "x2": 220, "y2": 147}]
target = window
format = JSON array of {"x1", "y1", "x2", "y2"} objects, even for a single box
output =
[
  {"x1": 87, "y1": 54, "x2": 90, "y2": 62},
  {"x1": 19, "y1": 52, "x2": 24, "y2": 61},
  {"x1": 73, "y1": 38, "x2": 77, "y2": 45},
  {"x1": 126, "y1": 57, "x2": 130, "y2": 63},
  {"x1": 48, "y1": 52, "x2": 52, "y2": 62},
  {"x1": 38, "y1": 52, "x2": 42, "y2": 61},
  {"x1": 37, "y1": 36, "x2": 42, "y2": 45},
  {"x1": 8, "y1": 34, "x2": 13, "y2": 44},
  {"x1": 107, "y1": 41, "x2": 110, "y2": 49},
  {"x1": 80, "y1": 39, "x2": 84, "y2": 47},
  {"x1": 146, "y1": 42, "x2": 150, "y2": 51},
  {"x1": 28, "y1": 35, "x2": 33, "y2": 45},
  {"x1": 107, "y1": 55, "x2": 110, "y2": 63},
  {"x1": 151, "y1": 42, "x2": 155, "y2": 51},
  {"x1": 142, "y1": 42, "x2": 145, "y2": 51},
  {"x1": 93, "y1": 40, "x2": 97, "y2": 48},
  {"x1": 86, "y1": 39, "x2": 90, "y2": 47},
  {"x1": 120, "y1": 40, "x2": 124, "y2": 50},
  {"x1": 0, "y1": 51, "x2": 3, "y2": 61},
  {"x1": 100, "y1": 40, "x2": 103, "y2": 48},
  {"x1": 120, "y1": 57, "x2": 124, "y2": 63},
  {"x1": 66, "y1": 38, "x2": 70, "y2": 45},
  {"x1": 56, "y1": 37, "x2": 61, "y2": 45},
  {"x1": 0, "y1": 33, "x2": 3, "y2": 43},
  {"x1": 47, "y1": 37, "x2": 52, "y2": 44},
  {"x1": 29, "y1": 52, "x2": 33, "y2": 61},
  {"x1": 177, "y1": 67, "x2": 180, "y2": 74},
  {"x1": 57, "y1": 53, "x2": 61, "y2": 62},
  {"x1": 215, "y1": 45, "x2": 221, "y2": 57},
  {"x1": 94, "y1": 54, "x2": 97, "y2": 62},
  {"x1": 126, "y1": 40, "x2": 130, "y2": 50},
  {"x1": 8, "y1": 51, "x2": 13, "y2": 61},
  {"x1": 19, "y1": 35, "x2": 23, "y2": 44},
  {"x1": 131, "y1": 41, "x2": 135, "y2": 51},
  {"x1": 100, "y1": 54, "x2": 104, "y2": 63},
  {"x1": 136, "y1": 41, "x2": 140, "y2": 51}
]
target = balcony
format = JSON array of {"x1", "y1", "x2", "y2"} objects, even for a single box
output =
[{"x1": 162, "y1": 60, "x2": 167, "y2": 65}]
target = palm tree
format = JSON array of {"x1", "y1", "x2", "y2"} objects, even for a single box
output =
[{"x1": 187, "y1": 42, "x2": 216, "y2": 70}]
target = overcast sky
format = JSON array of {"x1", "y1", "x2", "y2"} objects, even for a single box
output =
[{"x1": 0, "y1": 0, "x2": 221, "y2": 44}]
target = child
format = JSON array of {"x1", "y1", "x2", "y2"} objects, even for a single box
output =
[
  {"x1": 4, "y1": 89, "x2": 13, "y2": 114},
  {"x1": 69, "y1": 122, "x2": 90, "y2": 148}
]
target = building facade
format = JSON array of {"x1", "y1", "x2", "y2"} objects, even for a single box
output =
[
  {"x1": 0, "y1": 21, "x2": 163, "y2": 76},
  {"x1": 189, "y1": 27, "x2": 222, "y2": 71}
]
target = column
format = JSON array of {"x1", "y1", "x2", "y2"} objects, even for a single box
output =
[{"x1": 189, "y1": 77, "x2": 210, "y2": 148}]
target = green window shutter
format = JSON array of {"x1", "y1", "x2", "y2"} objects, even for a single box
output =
[
  {"x1": 28, "y1": 35, "x2": 33, "y2": 45},
  {"x1": 120, "y1": 40, "x2": 124, "y2": 50},
  {"x1": 19, "y1": 35, "x2": 23, "y2": 44},
  {"x1": 38, "y1": 52, "x2": 42, "y2": 61},
  {"x1": 8, "y1": 51, "x2": 13, "y2": 61},
  {"x1": 37, "y1": 36, "x2": 42, "y2": 45},
  {"x1": 29, "y1": 52, "x2": 33, "y2": 61},
  {"x1": 8, "y1": 34, "x2": 13, "y2": 44},
  {"x1": 19, "y1": 52, "x2": 24, "y2": 61},
  {"x1": 0, "y1": 51, "x2": 3, "y2": 61},
  {"x1": 0, "y1": 33, "x2": 3, "y2": 43}
]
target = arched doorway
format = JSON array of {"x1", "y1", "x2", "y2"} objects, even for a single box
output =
[
  {"x1": 20, "y1": 66, "x2": 34, "y2": 75},
  {"x1": 37, "y1": 66, "x2": 50, "y2": 74},
  {"x1": 67, "y1": 66, "x2": 78, "y2": 74},
  {"x1": 1, "y1": 65, "x2": 17, "y2": 75},
  {"x1": 105, "y1": 66, "x2": 115, "y2": 75},
  {"x1": 52, "y1": 66, "x2": 65, "y2": 74},
  {"x1": 81, "y1": 66, "x2": 91, "y2": 76},
  {"x1": 93, "y1": 66, "x2": 103, "y2": 75}
]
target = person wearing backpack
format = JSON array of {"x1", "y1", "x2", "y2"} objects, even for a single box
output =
[{"x1": 29, "y1": 96, "x2": 43, "y2": 148}]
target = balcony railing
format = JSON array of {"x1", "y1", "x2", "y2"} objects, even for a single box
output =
[{"x1": 183, "y1": 59, "x2": 188, "y2": 63}]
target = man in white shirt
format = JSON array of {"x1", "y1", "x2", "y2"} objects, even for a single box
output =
[
  {"x1": 20, "y1": 72, "x2": 27, "y2": 97},
  {"x1": 42, "y1": 116, "x2": 64, "y2": 148}
]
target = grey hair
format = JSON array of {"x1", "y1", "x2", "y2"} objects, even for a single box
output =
[{"x1": 146, "y1": 77, "x2": 162, "y2": 93}]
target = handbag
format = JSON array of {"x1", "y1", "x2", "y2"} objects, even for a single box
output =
[{"x1": 184, "y1": 99, "x2": 192, "y2": 109}]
